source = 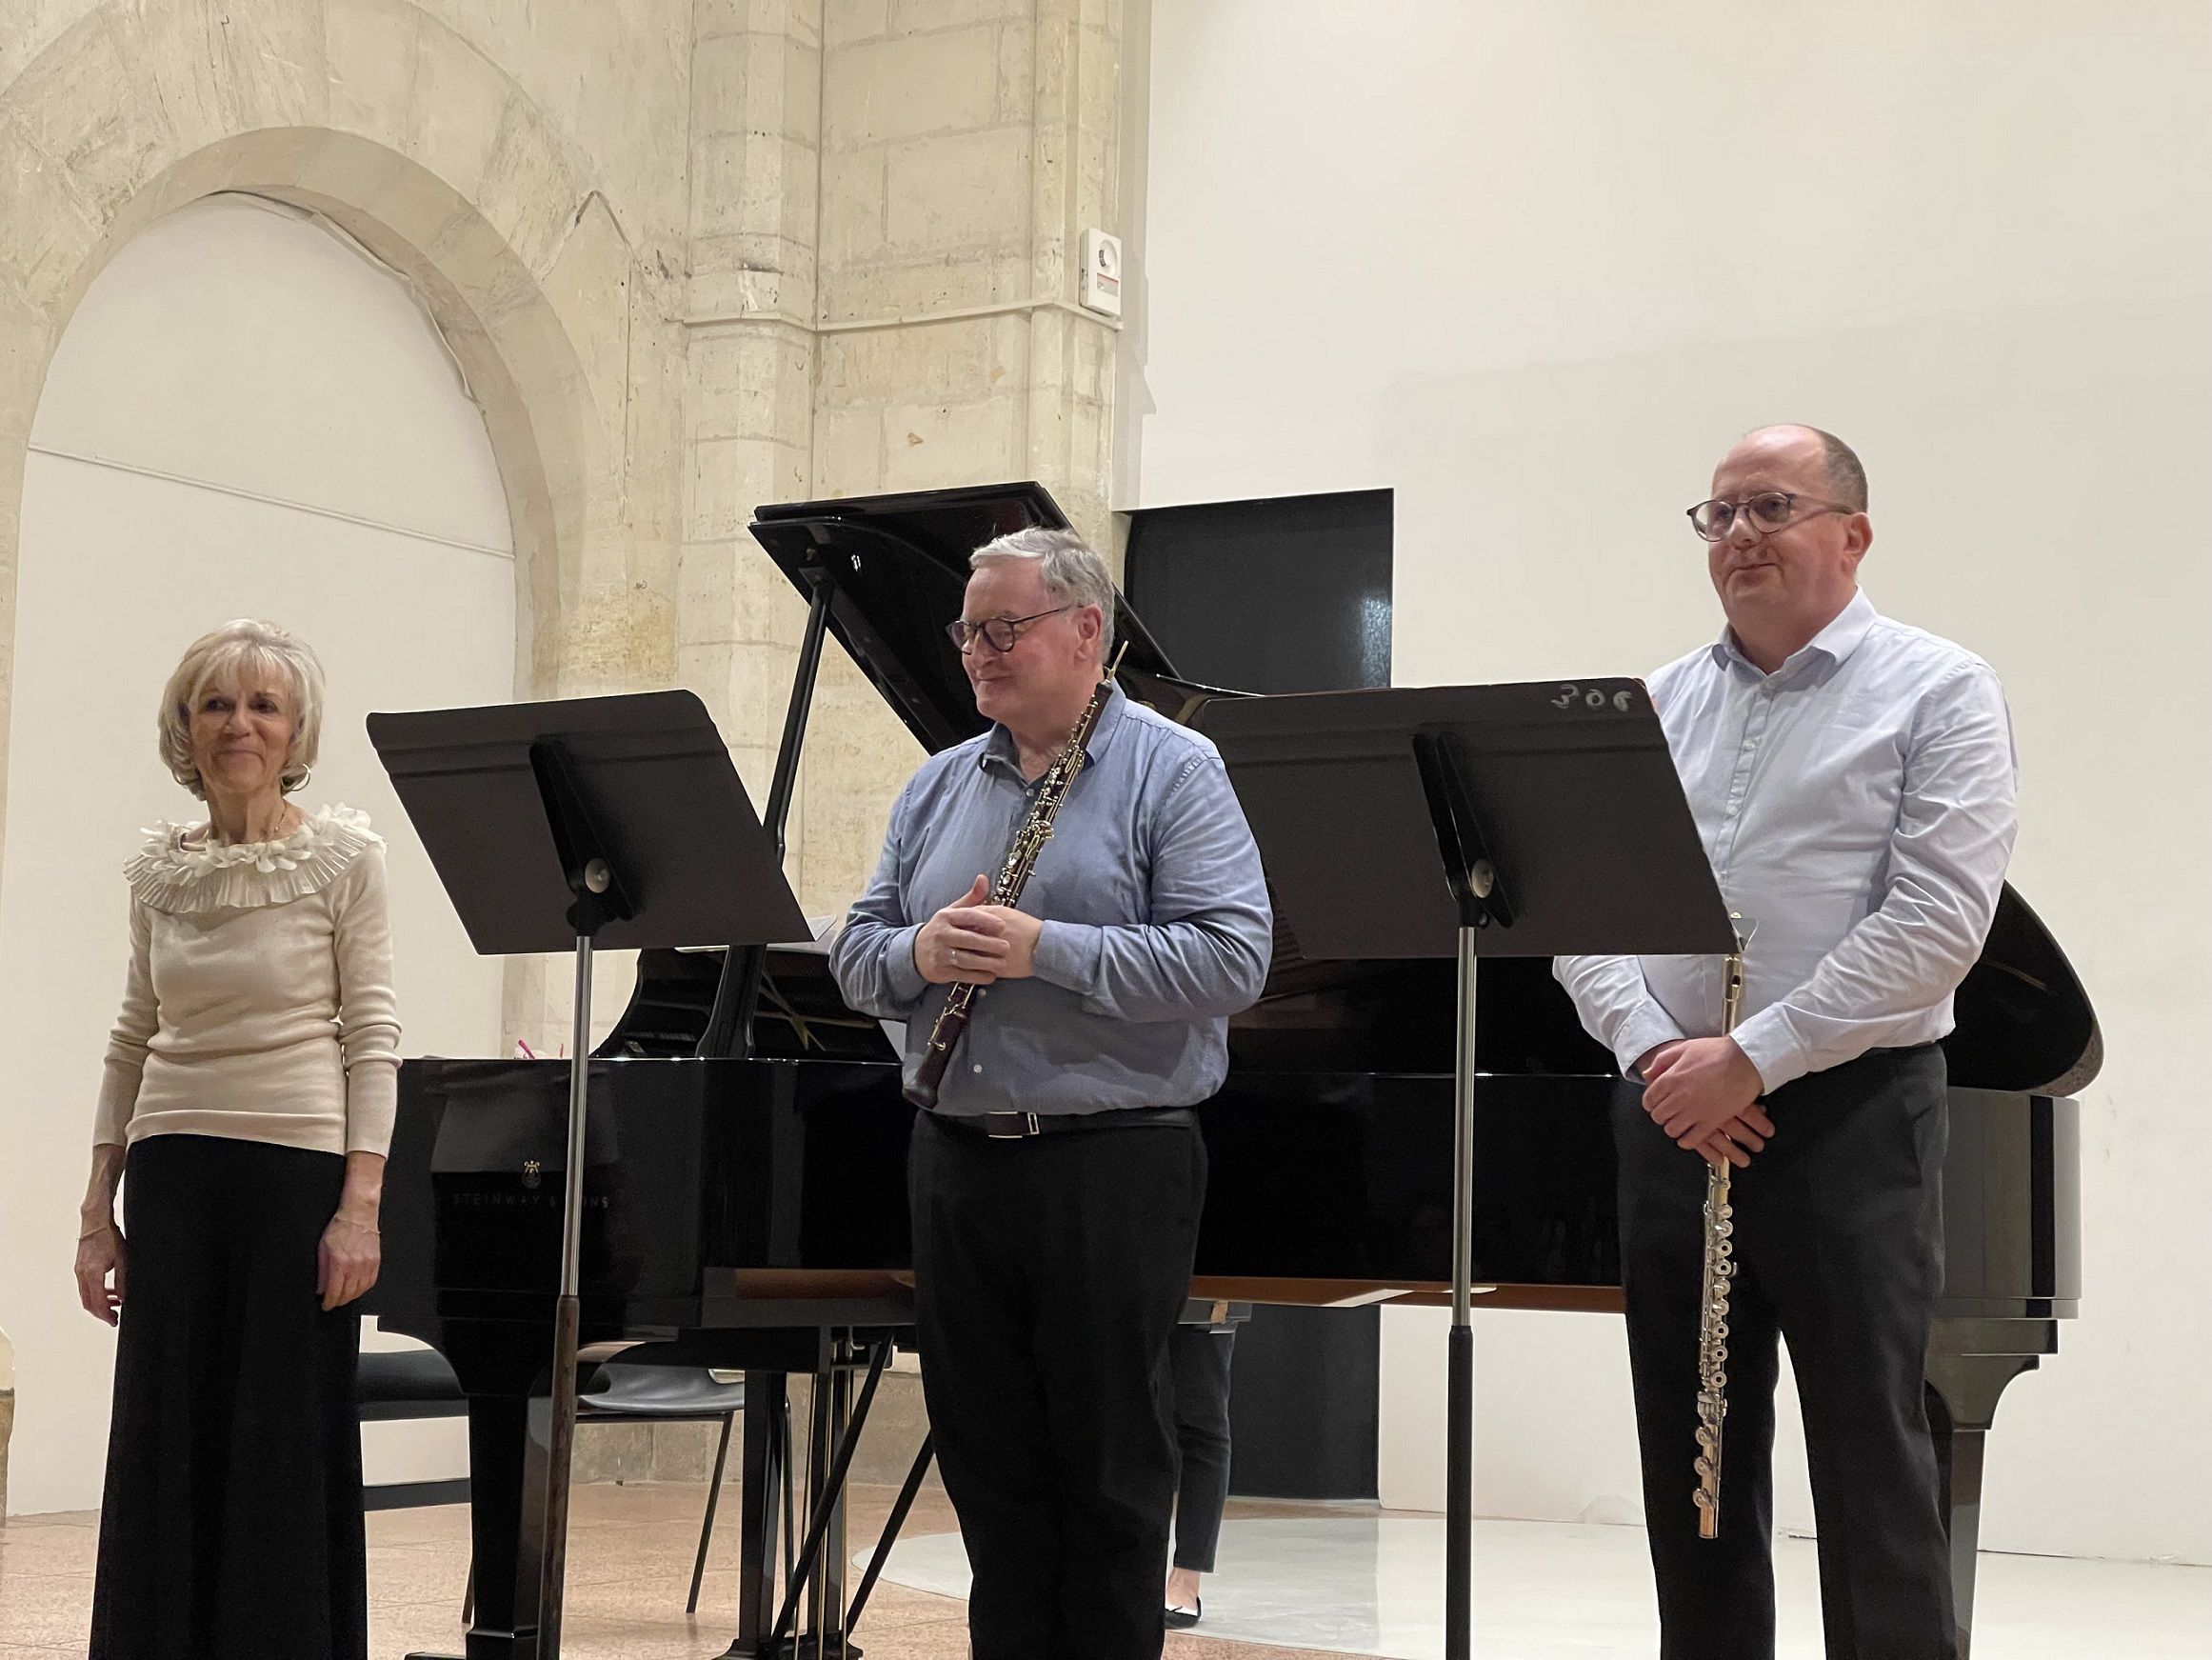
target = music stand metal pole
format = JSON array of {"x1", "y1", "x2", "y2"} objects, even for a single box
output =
[
  {"x1": 1447, "y1": 923, "x2": 1477, "y2": 1660},
  {"x1": 537, "y1": 929, "x2": 594, "y2": 1660},
  {"x1": 1413, "y1": 728, "x2": 1506, "y2": 1660},
  {"x1": 528, "y1": 741, "x2": 637, "y2": 1660}
]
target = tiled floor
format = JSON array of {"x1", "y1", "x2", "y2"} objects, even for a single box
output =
[
  {"x1": 873, "y1": 1510, "x2": 2212, "y2": 1659},
  {"x1": 5, "y1": 1482, "x2": 2209, "y2": 1657},
  {"x1": 0, "y1": 1482, "x2": 1343, "y2": 1660}
]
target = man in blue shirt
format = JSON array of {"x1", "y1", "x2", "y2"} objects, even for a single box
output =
[
  {"x1": 831, "y1": 526, "x2": 1272, "y2": 1660},
  {"x1": 1559, "y1": 426, "x2": 2016, "y2": 1660}
]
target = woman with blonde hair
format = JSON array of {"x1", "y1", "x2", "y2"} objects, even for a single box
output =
[{"x1": 73, "y1": 618, "x2": 399, "y2": 1659}]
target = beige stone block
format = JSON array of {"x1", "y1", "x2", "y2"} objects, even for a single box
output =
[
  {"x1": 326, "y1": 0, "x2": 421, "y2": 141},
  {"x1": 215, "y1": 0, "x2": 332, "y2": 128},
  {"x1": 881, "y1": 395, "x2": 1018, "y2": 492},
  {"x1": 698, "y1": 0, "x2": 824, "y2": 48},
  {"x1": 996, "y1": 12, "x2": 1035, "y2": 123},
  {"x1": 688, "y1": 234, "x2": 818, "y2": 321},
  {"x1": 572, "y1": 1421, "x2": 654, "y2": 1484},
  {"x1": 647, "y1": 1418, "x2": 734, "y2": 1483},
  {"x1": 813, "y1": 402, "x2": 884, "y2": 499},
  {"x1": 6, "y1": 13, "x2": 173, "y2": 224},
  {"x1": 818, "y1": 315, "x2": 998, "y2": 403},
  {"x1": 825, "y1": 0, "x2": 892, "y2": 48},
  {"x1": 797, "y1": 656, "x2": 921, "y2": 913},
  {"x1": 0, "y1": 126, "x2": 102, "y2": 310},
  {"x1": 112, "y1": 0, "x2": 239, "y2": 156},
  {"x1": 689, "y1": 328, "x2": 813, "y2": 444},
  {"x1": 691, "y1": 130, "x2": 817, "y2": 243},
  {"x1": 885, "y1": 126, "x2": 1028, "y2": 253},
  {"x1": 680, "y1": 536, "x2": 811, "y2": 655},
  {"x1": 679, "y1": 539, "x2": 741, "y2": 648},
  {"x1": 692, "y1": 434, "x2": 807, "y2": 539},
  {"x1": 678, "y1": 638, "x2": 804, "y2": 755},
  {"x1": 820, "y1": 145, "x2": 887, "y2": 266},
  {"x1": 895, "y1": 0, "x2": 1033, "y2": 32},
  {"x1": 479, "y1": 97, "x2": 588, "y2": 280},
  {"x1": 819, "y1": 249, "x2": 1025, "y2": 323},
  {"x1": 823, "y1": 28, "x2": 999, "y2": 149},
  {"x1": 732, "y1": 540, "x2": 814, "y2": 646},
  {"x1": 692, "y1": 30, "x2": 821, "y2": 143},
  {"x1": 404, "y1": 16, "x2": 514, "y2": 202}
]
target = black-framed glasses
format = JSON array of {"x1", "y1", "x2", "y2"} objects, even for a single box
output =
[
  {"x1": 945, "y1": 605, "x2": 1073, "y2": 653},
  {"x1": 1686, "y1": 491, "x2": 1855, "y2": 542}
]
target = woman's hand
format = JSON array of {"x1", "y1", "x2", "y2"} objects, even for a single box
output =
[
  {"x1": 317, "y1": 1211, "x2": 381, "y2": 1311},
  {"x1": 75, "y1": 1223, "x2": 127, "y2": 1325}
]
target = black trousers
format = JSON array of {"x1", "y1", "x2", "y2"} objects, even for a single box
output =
[
  {"x1": 909, "y1": 1111, "x2": 1206, "y2": 1660},
  {"x1": 91, "y1": 1133, "x2": 366, "y2": 1660},
  {"x1": 1167, "y1": 1326, "x2": 1237, "y2": 1574},
  {"x1": 1616, "y1": 1044, "x2": 1955, "y2": 1660}
]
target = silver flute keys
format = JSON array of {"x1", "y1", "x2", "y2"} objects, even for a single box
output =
[{"x1": 1693, "y1": 927, "x2": 1750, "y2": 1541}]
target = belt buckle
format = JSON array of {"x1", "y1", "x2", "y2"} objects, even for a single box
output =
[{"x1": 986, "y1": 1112, "x2": 1041, "y2": 1140}]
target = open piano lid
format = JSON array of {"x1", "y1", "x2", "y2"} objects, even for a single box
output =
[
  {"x1": 748, "y1": 482, "x2": 1186, "y2": 754},
  {"x1": 1947, "y1": 883, "x2": 2102, "y2": 1096}
]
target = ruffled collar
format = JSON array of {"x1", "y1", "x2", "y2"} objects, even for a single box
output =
[{"x1": 125, "y1": 804, "x2": 381, "y2": 914}]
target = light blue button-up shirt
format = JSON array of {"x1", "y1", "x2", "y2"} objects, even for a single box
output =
[
  {"x1": 1555, "y1": 590, "x2": 2017, "y2": 1092},
  {"x1": 829, "y1": 687, "x2": 1273, "y2": 1116}
]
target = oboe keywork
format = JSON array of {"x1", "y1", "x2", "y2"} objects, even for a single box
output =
[
  {"x1": 904, "y1": 644, "x2": 1128, "y2": 1110},
  {"x1": 1693, "y1": 930, "x2": 1750, "y2": 1540}
]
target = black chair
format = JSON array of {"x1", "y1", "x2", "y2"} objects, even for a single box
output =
[{"x1": 353, "y1": 1347, "x2": 747, "y2": 1614}]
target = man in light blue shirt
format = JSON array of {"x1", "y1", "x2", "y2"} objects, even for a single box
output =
[
  {"x1": 831, "y1": 527, "x2": 1270, "y2": 1660},
  {"x1": 1557, "y1": 427, "x2": 2016, "y2": 1660}
]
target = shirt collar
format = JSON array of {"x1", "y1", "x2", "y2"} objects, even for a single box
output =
[
  {"x1": 977, "y1": 683, "x2": 1127, "y2": 777},
  {"x1": 1709, "y1": 588, "x2": 1880, "y2": 680}
]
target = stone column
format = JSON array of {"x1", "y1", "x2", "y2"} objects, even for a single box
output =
[
  {"x1": 679, "y1": 0, "x2": 823, "y2": 850},
  {"x1": 797, "y1": 0, "x2": 1125, "y2": 915}
]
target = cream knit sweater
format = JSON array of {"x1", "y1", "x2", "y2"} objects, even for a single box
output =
[{"x1": 92, "y1": 805, "x2": 403, "y2": 1158}]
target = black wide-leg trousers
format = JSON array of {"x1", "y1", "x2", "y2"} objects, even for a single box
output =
[
  {"x1": 909, "y1": 1111, "x2": 1206, "y2": 1660},
  {"x1": 91, "y1": 1132, "x2": 366, "y2": 1660},
  {"x1": 1616, "y1": 1044, "x2": 1955, "y2": 1660}
]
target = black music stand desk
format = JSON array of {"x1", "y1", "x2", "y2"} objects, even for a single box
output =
[
  {"x1": 1202, "y1": 678, "x2": 1734, "y2": 1660},
  {"x1": 368, "y1": 689, "x2": 810, "y2": 1660}
]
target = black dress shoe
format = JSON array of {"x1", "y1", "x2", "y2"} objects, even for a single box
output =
[{"x1": 1164, "y1": 1598, "x2": 1202, "y2": 1630}]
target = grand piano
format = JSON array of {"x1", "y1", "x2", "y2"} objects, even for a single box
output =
[{"x1": 371, "y1": 482, "x2": 2099, "y2": 1660}]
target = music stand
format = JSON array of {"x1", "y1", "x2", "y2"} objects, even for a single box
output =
[
  {"x1": 1202, "y1": 678, "x2": 1734, "y2": 1660},
  {"x1": 368, "y1": 690, "x2": 810, "y2": 1660}
]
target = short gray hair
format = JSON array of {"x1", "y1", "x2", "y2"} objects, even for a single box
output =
[
  {"x1": 158, "y1": 619, "x2": 326, "y2": 799},
  {"x1": 969, "y1": 526, "x2": 1117, "y2": 661}
]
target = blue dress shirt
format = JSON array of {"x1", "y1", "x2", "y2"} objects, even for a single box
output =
[
  {"x1": 830, "y1": 688, "x2": 1273, "y2": 1116},
  {"x1": 1556, "y1": 590, "x2": 2018, "y2": 1091}
]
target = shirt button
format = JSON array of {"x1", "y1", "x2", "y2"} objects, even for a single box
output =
[{"x1": 971, "y1": 1063, "x2": 983, "y2": 1074}]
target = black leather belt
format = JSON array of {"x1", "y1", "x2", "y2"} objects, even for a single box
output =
[{"x1": 932, "y1": 1106, "x2": 1197, "y2": 1140}]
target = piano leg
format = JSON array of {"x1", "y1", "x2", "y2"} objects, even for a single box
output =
[
  {"x1": 403, "y1": 1338, "x2": 552, "y2": 1660},
  {"x1": 1924, "y1": 1349, "x2": 2043, "y2": 1660},
  {"x1": 727, "y1": 1372, "x2": 791, "y2": 1657}
]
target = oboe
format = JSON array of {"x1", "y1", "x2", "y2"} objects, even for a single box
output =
[
  {"x1": 904, "y1": 646, "x2": 1127, "y2": 1110},
  {"x1": 1693, "y1": 932, "x2": 1749, "y2": 1540}
]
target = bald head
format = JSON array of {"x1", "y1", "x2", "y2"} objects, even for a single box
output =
[
  {"x1": 1704, "y1": 425, "x2": 1873, "y2": 674},
  {"x1": 1734, "y1": 424, "x2": 1866, "y2": 512}
]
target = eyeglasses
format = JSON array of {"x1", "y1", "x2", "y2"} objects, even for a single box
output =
[
  {"x1": 1686, "y1": 491, "x2": 1856, "y2": 542},
  {"x1": 945, "y1": 606, "x2": 1073, "y2": 653}
]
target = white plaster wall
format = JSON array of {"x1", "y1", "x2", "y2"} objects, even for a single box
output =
[
  {"x1": 1127, "y1": 3, "x2": 2212, "y2": 1564},
  {"x1": 0, "y1": 196, "x2": 514, "y2": 1514}
]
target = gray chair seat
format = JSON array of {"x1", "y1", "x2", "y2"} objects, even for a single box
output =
[{"x1": 580, "y1": 1364, "x2": 745, "y2": 1420}]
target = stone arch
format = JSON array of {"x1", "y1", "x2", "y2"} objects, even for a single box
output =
[{"x1": 0, "y1": 0, "x2": 647, "y2": 859}]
